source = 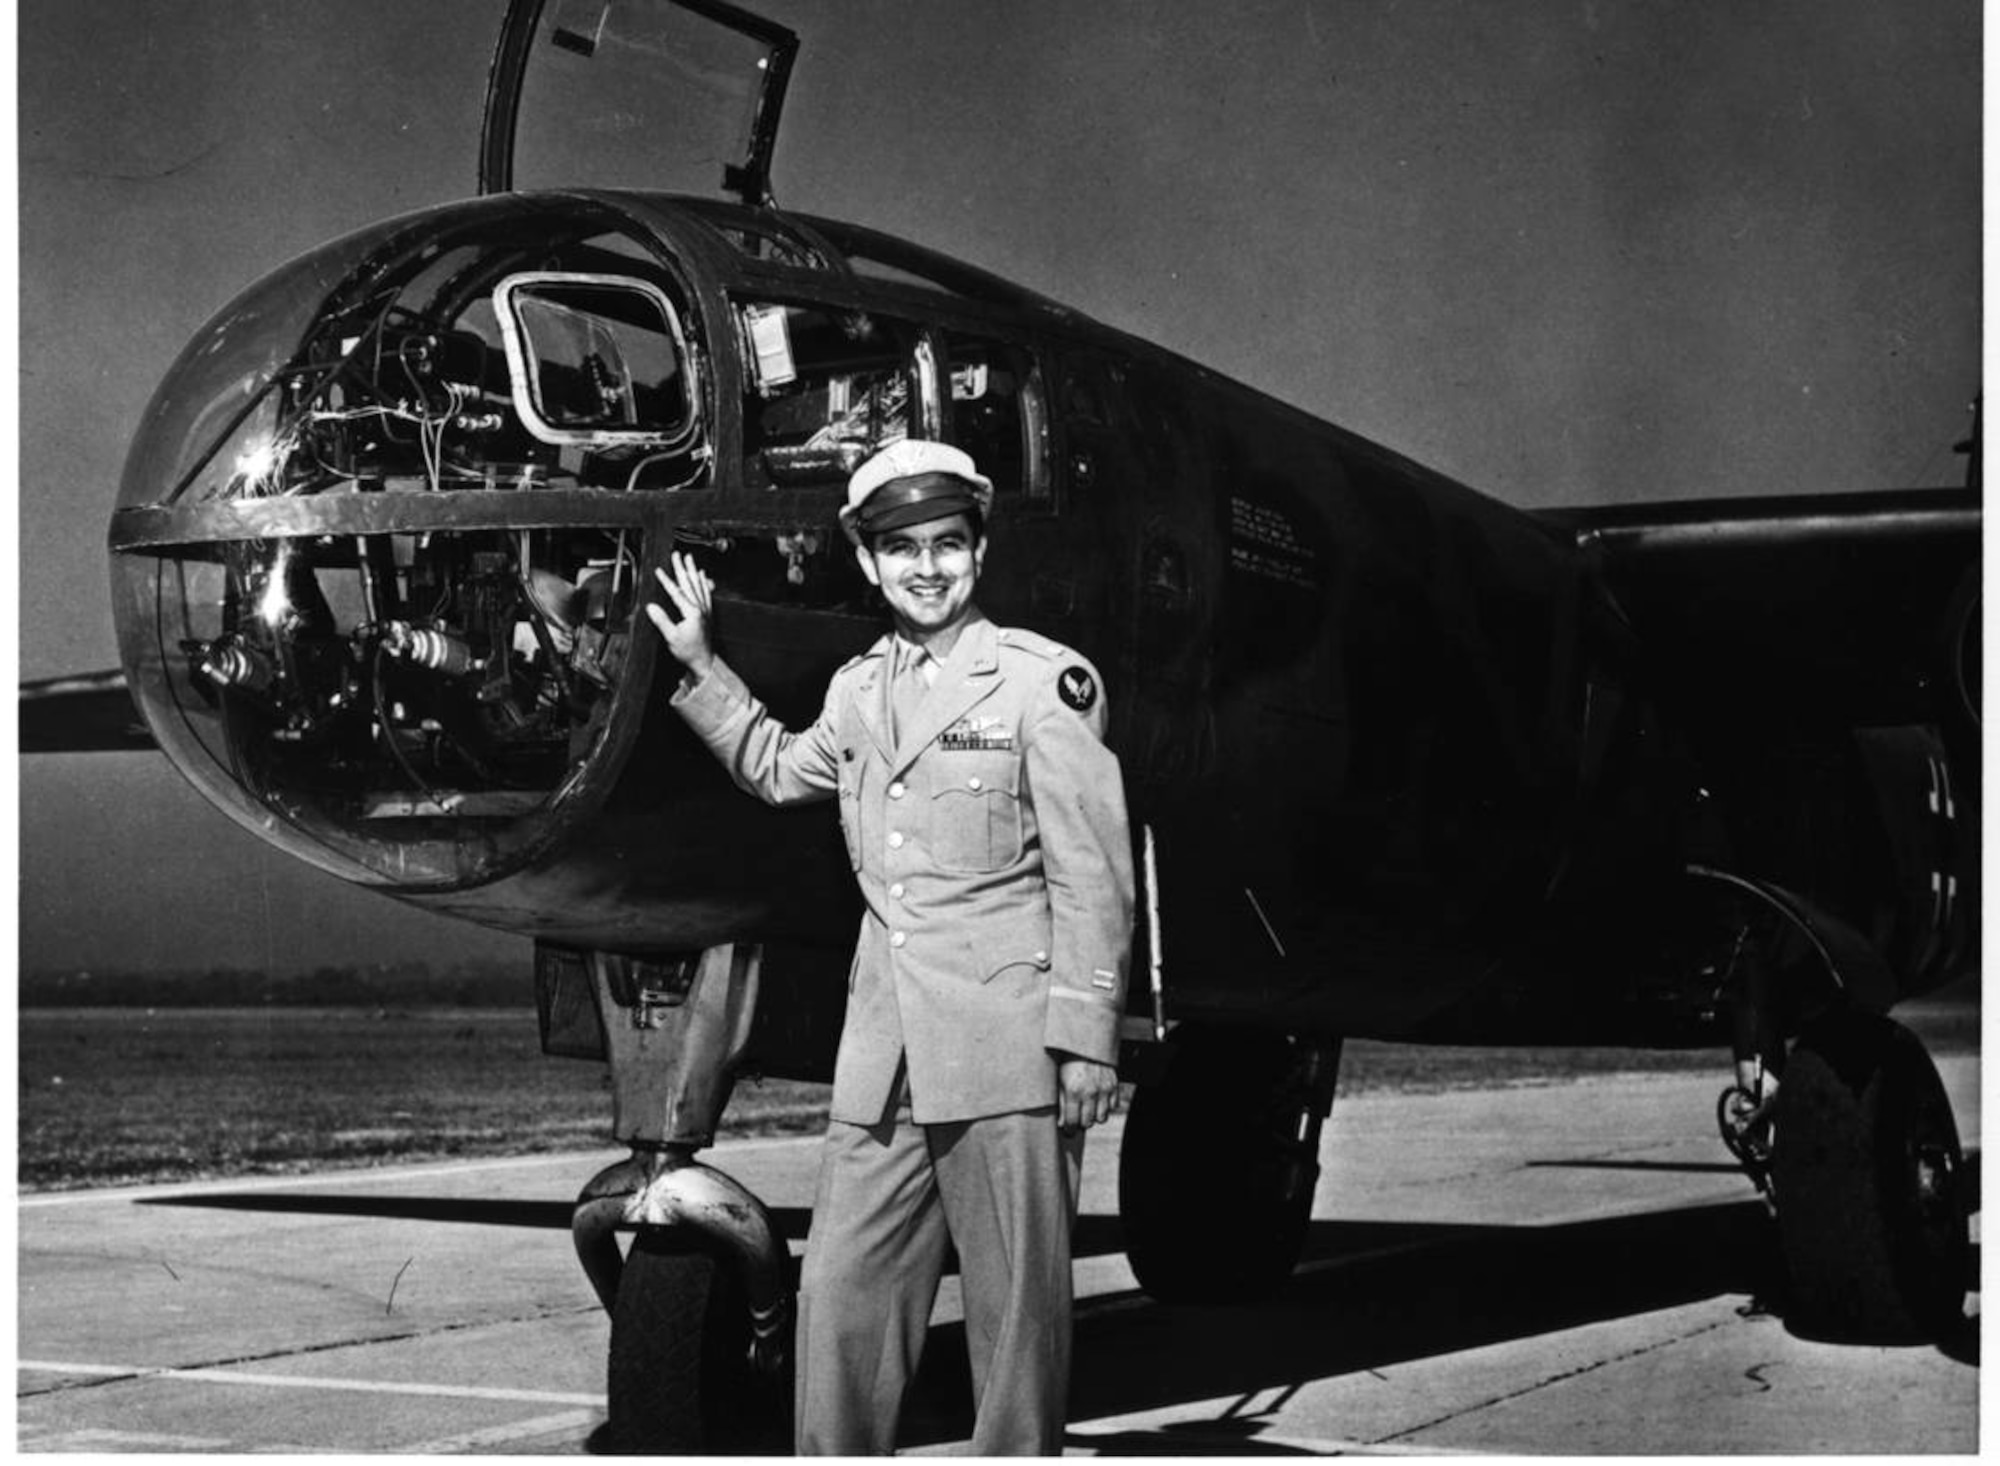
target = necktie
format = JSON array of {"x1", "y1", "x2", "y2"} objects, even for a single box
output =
[{"x1": 892, "y1": 645, "x2": 931, "y2": 746}]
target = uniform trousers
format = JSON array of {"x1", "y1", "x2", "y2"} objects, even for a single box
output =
[{"x1": 794, "y1": 1089, "x2": 1085, "y2": 1455}]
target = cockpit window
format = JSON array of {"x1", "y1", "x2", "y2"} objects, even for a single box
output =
[
  {"x1": 944, "y1": 333, "x2": 1050, "y2": 503},
  {"x1": 842, "y1": 250, "x2": 979, "y2": 301},
  {"x1": 495, "y1": 273, "x2": 697, "y2": 448},
  {"x1": 116, "y1": 208, "x2": 711, "y2": 508},
  {"x1": 704, "y1": 217, "x2": 832, "y2": 271},
  {"x1": 739, "y1": 302, "x2": 925, "y2": 489}
]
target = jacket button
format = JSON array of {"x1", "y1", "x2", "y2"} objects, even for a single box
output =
[
  {"x1": 888, "y1": 831, "x2": 905, "y2": 849},
  {"x1": 968, "y1": 776, "x2": 983, "y2": 791},
  {"x1": 889, "y1": 781, "x2": 905, "y2": 799},
  {"x1": 1034, "y1": 950, "x2": 1049, "y2": 964},
  {"x1": 889, "y1": 882, "x2": 906, "y2": 900},
  {"x1": 890, "y1": 931, "x2": 907, "y2": 948}
]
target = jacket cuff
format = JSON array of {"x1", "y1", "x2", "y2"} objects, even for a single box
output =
[
  {"x1": 1045, "y1": 987, "x2": 1121, "y2": 1066},
  {"x1": 669, "y1": 658, "x2": 749, "y2": 720}
]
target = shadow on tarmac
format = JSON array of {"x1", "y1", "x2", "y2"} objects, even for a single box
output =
[
  {"x1": 145, "y1": 1147, "x2": 1979, "y2": 1454},
  {"x1": 138, "y1": 1195, "x2": 1512, "y2": 1279},
  {"x1": 140, "y1": 1196, "x2": 1145, "y2": 1268},
  {"x1": 927, "y1": 1186, "x2": 1976, "y2": 1454},
  {"x1": 144, "y1": 1192, "x2": 819, "y2": 1242},
  {"x1": 901, "y1": 1197, "x2": 1776, "y2": 1450}
]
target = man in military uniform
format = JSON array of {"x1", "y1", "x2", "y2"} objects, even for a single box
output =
[{"x1": 647, "y1": 439, "x2": 1135, "y2": 1455}]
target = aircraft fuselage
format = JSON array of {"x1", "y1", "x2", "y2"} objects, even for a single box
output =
[{"x1": 108, "y1": 190, "x2": 1974, "y2": 1063}]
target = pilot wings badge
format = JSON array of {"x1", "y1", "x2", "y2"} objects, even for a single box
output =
[{"x1": 939, "y1": 713, "x2": 1014, "y2": 751}]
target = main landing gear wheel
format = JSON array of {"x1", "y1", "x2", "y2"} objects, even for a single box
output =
[
  {"x1": 599, "y1": 1229, "x2": 786, "y2": 1455},
  {"x1": 1769, "y1": 1011, "x2": 1969, "y2": 1343},
  {"x1": 1119, "y1": 1027, "x2": 1327, "y2": 1303},
  {"x1": 1716, "y1": 1083, "x2": 1775, "y2": 1193}
]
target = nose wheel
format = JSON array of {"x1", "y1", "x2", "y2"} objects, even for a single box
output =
[{"x1": 594, "y1": 1229, "x2": 789, "y2": 1455}]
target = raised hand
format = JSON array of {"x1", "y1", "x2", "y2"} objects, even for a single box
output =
[{"x1": 645, "y1": 551, "x2": 717, "y2": 680}]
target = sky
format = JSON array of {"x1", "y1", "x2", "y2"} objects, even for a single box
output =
[{"x1": 14, "y1": 0, "x2": 1982, "y2": 974}]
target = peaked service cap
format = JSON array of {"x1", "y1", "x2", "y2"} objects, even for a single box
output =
[{"x1": 840, "y1": 439, "x2": 995, "y2": 543}]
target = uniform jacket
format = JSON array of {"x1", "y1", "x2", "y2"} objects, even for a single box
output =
[{"x1": 672, "y1": 611, "x2": 1135, "y2": 1125}]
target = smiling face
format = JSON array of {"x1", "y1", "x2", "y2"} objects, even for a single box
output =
[{"x1": 856, "y1": 511, "x2": 987, "y2": 644}]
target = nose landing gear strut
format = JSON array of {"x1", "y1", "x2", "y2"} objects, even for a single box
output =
[{"x1": 566, "y1": 943, "x2": 794, "y2": 1454}]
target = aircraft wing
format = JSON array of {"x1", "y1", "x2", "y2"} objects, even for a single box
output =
[
  {"x1": 19, "y1": 671, "x2": 155, "y2": 753},
  {"x1": 1542, "y1": 483, "x2": 1979, "y2": 999},
  {"x1": 1539, "y1": 485, "x2": 1980, "y2": 732}
]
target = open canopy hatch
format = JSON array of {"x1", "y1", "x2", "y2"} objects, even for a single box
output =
[{"x1": 480, "y1": 0, "x2": 797, "y2": 202}]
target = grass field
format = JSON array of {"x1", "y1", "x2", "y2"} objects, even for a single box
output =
[{"x1": 18, "y1": 998, "x2": 1978, "y2": 1192}]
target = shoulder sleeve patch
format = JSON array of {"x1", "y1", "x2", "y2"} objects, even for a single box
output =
[{"x1": 1056, "y1": 665, "x2": 1098, "y2": 713}]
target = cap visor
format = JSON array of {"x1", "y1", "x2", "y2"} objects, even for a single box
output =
[{"x1": 859, "y1": 486, "x2": 980, "y2": 535}]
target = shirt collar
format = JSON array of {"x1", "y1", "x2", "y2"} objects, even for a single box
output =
[{"x1": 893, "y1": 608, "x2": 989, "y2": 674}]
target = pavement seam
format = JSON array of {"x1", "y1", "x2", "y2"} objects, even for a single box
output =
[
  {"x1": 1369, "y1": 1313, "x2": 1738, "y2": 1446},
  {"x1": 1356, "y1": 1136, "x2": 1738, "y2": 1199},
  {"x1": 20, "y1": 1360, "x2": 603, "y2": 1408},
  {"x1": 393, "y1": 1407, "x2": 604, "y2": 1452},
  {"x1": 15, "y1": 1303, "x2": 605, "y2": 1399}
]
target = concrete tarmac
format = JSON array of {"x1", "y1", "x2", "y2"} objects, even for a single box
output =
[{"x1": 18, "y1": 1060, "x2": 1978, "y2": 1454}]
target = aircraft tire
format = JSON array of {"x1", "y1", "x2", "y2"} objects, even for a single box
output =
[
  {"x1": 1119, "y1": 1026, "x2": 1321, "y2": 1304},
  {"x1": 601, "y1": 1228, "x2": 782, "y2": 1455},
  {"x1": 1770, "y1": 1011, "x2": 1969, "y2": 1343}
]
